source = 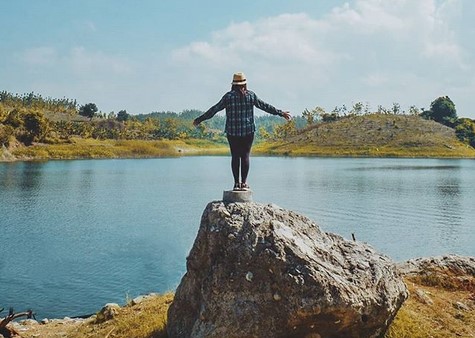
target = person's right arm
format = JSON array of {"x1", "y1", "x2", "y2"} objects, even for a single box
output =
[{"x1": 193, "y1": 95, "x2": 227, "y2": 126}]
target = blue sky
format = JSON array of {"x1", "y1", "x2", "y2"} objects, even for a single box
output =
[{"x1": 1, "y1": 0, "x2": 474, "y2": 118}]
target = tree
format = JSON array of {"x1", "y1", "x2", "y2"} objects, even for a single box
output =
[
  {"x1": 303, "y1": 106, "x2": 325, "y2": 125},
  {"x1": 408, "y1": 105, "x2": 420, "y2": 116},
  {"x1": 421, "y1": 96, "x2": 457, "y2": 127},
  {"x1": 273, "y1": 120, "x2": 297, "y2": 139},
  {"x1": 351, "y1": 102, "x2": 364, "y2": 115},
  {"x1": 22, "y1": 110, "x2": 48, "y2": 144},
  {"x1": 455, "y1": 118, "x2": 475, "y2": 148},
  {"x1": 392, "y1": 102, "x2": 401, "y2": 115},
  {"x1": 79, "y1": 103, "x2": 98, "y2": 120},
  {"x1": 117, "y1": 110, "x2": 130, "y2": 122}
]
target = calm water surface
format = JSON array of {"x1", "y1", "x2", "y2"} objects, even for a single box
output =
[{"x1": 1, "y1": 157, "x2": 474, "y2": 318}]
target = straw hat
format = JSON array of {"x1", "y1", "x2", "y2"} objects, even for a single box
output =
[{"x1": 231, "y1": 72, "x2": 247, "y2": 85}]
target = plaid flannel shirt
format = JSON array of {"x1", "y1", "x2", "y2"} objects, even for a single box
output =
[{"x1": 195, "y1": 90, "x2": 283, "y2": 136}]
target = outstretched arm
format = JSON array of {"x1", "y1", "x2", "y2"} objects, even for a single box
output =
[
  {"x1": 193, "y1": 96, "x2": 226, "y2": 126},
  {"x1": 253, "y1": 93, "x2": 291, "y2": 120}
]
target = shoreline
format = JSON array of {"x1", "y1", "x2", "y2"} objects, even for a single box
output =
[
  {"x1": 2, "y1": 144, "x2": 475, "y2": 163},
  {"x1": 5, "y1": 254, "x2": 474, "y2": 338},
  {"x1": 5, "y1": 254, "x2": 474, "y2": 321}
]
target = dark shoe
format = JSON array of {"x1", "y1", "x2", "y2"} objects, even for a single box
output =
[
  {"x1": 233, "y1": 182, "x2": 241, "y2": 191},
  {"x1": 240, "y1": 182, "x2": 250, "y2": 191}
]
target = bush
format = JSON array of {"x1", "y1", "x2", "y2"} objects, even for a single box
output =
[
  {"x1": 455, "y1": 118, "x2": 475, "y2": 147},
  {"x1": 0, "y1": 124, "x2": 14, "y2": 146}
]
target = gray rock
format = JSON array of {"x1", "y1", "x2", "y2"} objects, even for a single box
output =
[
  {"x1": 96, "y1": 303, "x2": 121, "y2": 322},
  {"x1": 132, "y1": 295, "x2": 147, "y2": 305},
  {"x1": 398, "y1": 255, "x2": 475, "y2": 276},
  {"x1": 167, "y1": 201, "x2": 408, "y2": 338}
]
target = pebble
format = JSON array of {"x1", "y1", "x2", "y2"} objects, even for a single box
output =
[
  {"x1": 454, "y1": 301, "x2": 470, "y2": 311},
  {"x1": 245, "y1": 271, "x2": 253, "y2": 282}
]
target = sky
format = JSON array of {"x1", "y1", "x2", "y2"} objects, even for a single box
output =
[{"x1": 1, "y1": 0, "x2": 475, "y2": 118}]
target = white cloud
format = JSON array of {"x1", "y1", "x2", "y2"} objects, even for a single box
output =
[
  {"x1": 8, "y1": 0, "x2": 474, "y2": 118},
  {"x1": 169, "y1": 0, "x2": 472, "y2": 116}
]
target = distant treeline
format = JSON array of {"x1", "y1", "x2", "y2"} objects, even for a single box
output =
[{"x1": 0, "y1": 90, "x2": 474, "y2": 149}]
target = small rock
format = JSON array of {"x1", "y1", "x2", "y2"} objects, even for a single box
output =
[
  {"x1": 454, "y1": 301, "x2": 470, "y2": 311},
  {"x1": 97, "y1": 303, "x2": 121, "y2": 322},
  {"x1": 273, "y1": 293, "x2": 281, "y2": 301},
  {"x1": 41, "y1": 318, "x2": 49, "y2": 324},
  {"x1": 132, "y1": 295, "x2": 146, "y2": 305},
  {"x1": 245, "y1": 271, "x2": 253, "y2": 282},
  {"x1": 414, "y1": 289, "x2": 433, "y2": 305}
]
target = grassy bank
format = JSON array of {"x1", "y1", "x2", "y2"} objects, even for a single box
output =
[
  {"x1": 5, "y1": 138, "x2": 228, "y2": 161},
  {"x1": 3, "y1": 114, "x2": 475, "y2": 161}
]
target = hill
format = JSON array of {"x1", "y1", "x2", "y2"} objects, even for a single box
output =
[{"x1": 255, "y1": 114, "x2": 475, "y2": 157}]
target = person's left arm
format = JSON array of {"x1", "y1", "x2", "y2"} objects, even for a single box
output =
[{"x1": 253, "y1": 92, "x2": 292, "y2": 120}]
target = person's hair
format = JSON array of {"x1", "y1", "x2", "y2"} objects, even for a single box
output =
[{"x1": 232, "y1": 84, "x2": 247, "y2": 96}]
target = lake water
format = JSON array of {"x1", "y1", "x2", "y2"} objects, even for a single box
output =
[{"x1": 1, "y1": 157, "x2": 474, "y2": 319}]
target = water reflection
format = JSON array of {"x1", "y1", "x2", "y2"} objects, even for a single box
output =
[
  {"x1": 435, "y1": 171, "x2": 463, "y2": 248},
  {"x1": 349, "y1": 165, "x2": 460, "y2": 171},
  {"x1": 0, "y1": 162, "x2": 43, "y2": 191}
]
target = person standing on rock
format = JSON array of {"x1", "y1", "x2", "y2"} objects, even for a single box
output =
[{"x1": 193, "y1": 72, "x2": 292, "y2": 191}]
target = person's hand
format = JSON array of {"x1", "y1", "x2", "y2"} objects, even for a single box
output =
[{"x1": 282, "y1": 111, "x2": 292, "y2": 121}]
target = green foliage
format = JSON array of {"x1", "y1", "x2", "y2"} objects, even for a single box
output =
[
  {"x1": 272, "y1": 119, "x2": 297, "y2": 139},
  {"x1": 0, "y1": 124, "x2": 14, "y2": 146},
  {"x1": 351, "y1": 102, "x2": 364, "y2": 115},
  {"x1": 320, "y1": 112, "x2": 340, "y2": 122},
  {"x1": 79, "y1": 103, "x2": 98, "y2": 120},
  {"x1": 257, "y1": 126, "x2": 271, "y2": 140},
  {"x1": 2, "y1": 89, "x2": 474, "y2": 159},
  {"x1": 303, "y1": 106, "x2": 325, "y2": 125},
  {"x1": 4, "y1": 109, "x2": 24, "y2": 128},
  {"x1": 421, "y1": 96, "x2": 457, "y2": 127},
  {"x1": 22, "y1": 110, "x2": 48, "y2": 144},
  {"x1": 455, "y1": 118, "x2": 475, "y2": 148},
  {"x1": 117, "y1": 110, "x2": 130, "y2": 122},
  {"x1": 0, "y1": 90, "x2": 77, "y2": 115}
]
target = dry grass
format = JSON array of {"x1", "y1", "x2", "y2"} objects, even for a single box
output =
[
  {"x1": 9, "y1": 138, "x2": 228, "y2": 160},
  {"x1": 386, "y1": 276, "x2": 475, "y2": 338},
  {"x1": 20, "y1": 293, "x2": 173, "y2": 338},
  {"x1": 255, "y1": 114, "x2": 475, "y2": 158},
  {"x1": 16, "y1": 273, "x2": 475, "y2": 338}
]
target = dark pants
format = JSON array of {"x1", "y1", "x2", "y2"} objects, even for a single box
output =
[{"x1": 226, "y1": 133, "x2": 254, "y2": 183}]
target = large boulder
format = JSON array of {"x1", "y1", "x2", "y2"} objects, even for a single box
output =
[{"x1": 167, "y1": 202, "x2": 408, "y2": 338}]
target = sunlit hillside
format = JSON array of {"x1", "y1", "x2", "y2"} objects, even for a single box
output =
[{"x1": 255, "y1": 114, "x2": 475, "y2": 157}]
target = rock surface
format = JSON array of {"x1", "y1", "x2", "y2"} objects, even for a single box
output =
[
  {"x1": 167, "y1": 201, "x2": 408, "y2": 338},
  {"x1": 222, "y1": 190, "x2": 253, "y2": 203},
  {"x1": 398, "y1": 255, "x2": 475, "y2": 277}
]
